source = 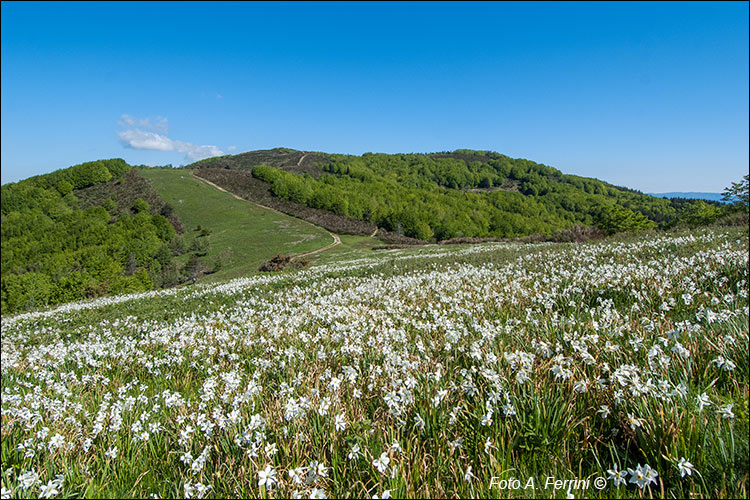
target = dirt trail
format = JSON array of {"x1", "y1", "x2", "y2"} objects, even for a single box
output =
[
  {"x1": 295, "y1": 232, "x2": 341, "y2": 258},
  {"x1": 297, "y1": 153, "x2": 309, "y2": 166},
  {"x1": 192, "y1": 171, "x2": 340, "y2": 259}
]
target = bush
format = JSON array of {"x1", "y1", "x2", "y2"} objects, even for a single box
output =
[
  {"x1": 594, "y1": 204, "x2": 655, "y2": 235},
  {"x1": 191, "y1": 237, "x2": 209, "y2": 256},
  {"x1": 169, "y1": 236, "x2": 187, "y2": 256},
  {"x1": 132, "y1": 198, "x2": 151, "y2": 214},
  {"x1": 182, "y1": 255, "x2": 205, "y2": 281},
  {"x1": 683, "y1": 201, "x2": 722, "y2": 226},
  {"x1": 209, "y1": 257, "x2": 223, "y2": 274}
]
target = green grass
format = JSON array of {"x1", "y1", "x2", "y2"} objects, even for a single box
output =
[
  {"x1": 2, "y1": 228, "x2": 747, "y2": 499},
  {"x1": 139, "y1": 168, "x2": 332, "y2": 282},
  {"x1": 305, "y1": 234, "x2": 388, "y2": 265}
]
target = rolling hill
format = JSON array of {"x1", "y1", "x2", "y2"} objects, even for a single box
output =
[
  {"x1": 189, "y1": 148, "x2": 717, "y2": 241},
  {"x1": 0, "y1": 157, "x2": 397, "y2": 314},
  {"x1": 1, "y1": 149, "x2": 739, "y2": 314}
]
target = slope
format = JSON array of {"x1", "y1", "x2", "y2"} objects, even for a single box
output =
[
  {"x1": 2, "y1": 228, "x2": 747, "y2": 498},
  {"x1": 189, "y1": 148, "x2": 718, "y2": 242},
  {"x1": 139, "y1": 167, "x2": 332, "y2": 282}
]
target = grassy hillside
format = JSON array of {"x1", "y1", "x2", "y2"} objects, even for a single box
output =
[
  {"x1": 190, "y1": 148, "x2": 722, "y2": 242},
  {"x1": 193, "y1": 168, "x2": 424, "y2": 245},
  {"x1": 2, "y1": 227, "x2": 747, "y2": 498},
  {"x1": 138, "y1": 168, "x2": 333, "y2": 282}
]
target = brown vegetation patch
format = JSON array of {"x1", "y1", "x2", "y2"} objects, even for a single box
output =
[
  {"x1": 258, "y1": 254, "x2": 309, "y2": 272},
  {"x1": 77, "y1": 169, "x2": 184, "y2": 233},
  {"x1": 189, "y1": 147, "x2": 330, "y2": 178}
]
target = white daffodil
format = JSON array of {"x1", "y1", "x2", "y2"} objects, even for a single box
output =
[
  {"x1": 678, "y1": 457, "x2": 694, "y2": 478},
  {"x1": 372, "y1": 452, "x2": 390, "y2": 474},
  {"x1": 607, "y1": 464, "x2": 627, "y2": 487},
  {"x1": 627, "y1": 463, "x2": 658, "y2": 489},
  {"x1": 258, "y1": 465, "x2": 277, "y2": 489}
]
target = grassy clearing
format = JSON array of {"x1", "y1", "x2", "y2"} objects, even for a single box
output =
[
  {"x1": 139, "y1": 168, "x2": 331, "y2": 282},
  {"x1": 305, "y1": 234, "x2": 391, "y2": 265},
  {"x1": 1, "y1": 228, "x2": 748, "y2": 499}
]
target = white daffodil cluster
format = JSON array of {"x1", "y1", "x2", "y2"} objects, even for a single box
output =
[{"x1": 1, "y1": 229, "x2": 747, "y2": 498}]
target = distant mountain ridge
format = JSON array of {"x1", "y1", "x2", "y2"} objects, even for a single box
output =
[{"x1": 649, "y1": 192, "x2": 726, "y2": 203}]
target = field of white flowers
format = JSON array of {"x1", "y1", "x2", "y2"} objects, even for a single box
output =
[{"x1": 2, "y1": 228, "x2": 748, "y2": 499}]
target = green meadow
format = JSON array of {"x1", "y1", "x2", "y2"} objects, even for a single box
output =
[{"x1": 139, "y1": 168, "x2": 332, "y2": 281}]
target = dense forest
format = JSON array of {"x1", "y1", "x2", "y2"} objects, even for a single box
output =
[
  {"x1": 1, "y1": 160, "x2": 194, "y2": 314},
  {"x1": 194, "y1": 149, "x2": 725, "y2": 241}
]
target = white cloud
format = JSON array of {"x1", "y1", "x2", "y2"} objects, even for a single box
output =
[
  {"x1": 117, "y1": 114, "x2": 224, "y2": 162},
  {"x1": 173, "y1": 141, "x2": 225, "y2": 161},
  {"x1": 118, "y1": 128, "x2": 174, "y2": 151},
  {"x1": 119, "y1": 114, "x2": 136, "y2": 127},
  {"x1": 118, "y1": 114, "x2": 169, "y2": 134}
]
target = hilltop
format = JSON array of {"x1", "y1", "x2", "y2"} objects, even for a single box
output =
[{"x1": 189, "y1": 148, "x2": 720, "y2": 241}]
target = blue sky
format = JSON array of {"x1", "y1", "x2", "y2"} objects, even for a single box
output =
[{"x1": 1, "y1": 1, "x2": 748, "y2": 192}]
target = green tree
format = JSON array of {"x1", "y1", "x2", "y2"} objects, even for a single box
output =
[
  {"x1": 594, "y1": 204, "x2": 655, "y2": 235},
  {"x1": 683, "y1": 201, "x2": 722, "y2": 226},
  {"x1": 1, "y1": 272, "x2": 53, "y2": 312},
  {"x1": 183, "y1": 255, "x2": 202, "y2": 280},
  {"x1": 56, "y1": 180, "x2": 73, "y2": 196},
  {"x1": 722, "y1": 174, "x2": 749, "y2": 210},
  {"x1": 191, "y1": 237, "x2": 209, "y2": 256},
  {"x1": 152, "y1": 214, "x2": 177, "y2": 241}
]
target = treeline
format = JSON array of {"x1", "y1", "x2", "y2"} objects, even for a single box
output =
[
  {"x1": 1, "y1": 160, "x2": 188, "y2": 314},
  {"x1": 193, "y1": 168, "x2": 424, "y2": 245},
  {"x1": 247, "y1": 151, "x2": 722, "y2": 241}
]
